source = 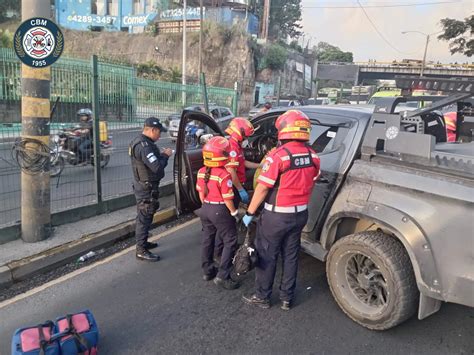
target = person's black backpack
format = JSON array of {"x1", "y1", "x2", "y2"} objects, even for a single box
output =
[{"x1": 233, "y1": 222, "x2": 258, "y2": 276}]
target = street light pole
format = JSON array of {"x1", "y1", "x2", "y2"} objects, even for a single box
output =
[
  {"x1": 182, "y1": 0, "x2": 187, "y2": 106},
  {"x1": 401, "y1": 30, "x2": 440, "y2": 77},
  {"x1": 421, "y1": 34, "x2": 430, "y2": 77},
  {"x1": 199, "y1": 0, "x2": 203, "y2": 75}
]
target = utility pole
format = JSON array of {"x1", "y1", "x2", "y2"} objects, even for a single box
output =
[
  {"x1": 21, "y1": 0, "x2": 51, "y2": 242},
  {"x1": 261, "y1": 0, "x2": 271, "y2": 41},
  {"x1": 401, "y1": 30, "x2": 441, "y2": 77},
  {"x1": 182, "y1": 0, "x2": 187, "y2": 106},
  {"x1": 421, "y1": 34, "x2": 430, "y2": 77},
  {"x1": 199, "y1": 0, "x2": 203, "y2": 75}
]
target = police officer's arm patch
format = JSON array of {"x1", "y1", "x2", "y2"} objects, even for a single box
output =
[{"x1": 147, "y1": 152, "x2": 157, "y2": 163}]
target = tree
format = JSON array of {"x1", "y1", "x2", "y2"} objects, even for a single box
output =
[
  {"x1": 0, "y1": 0, "x2": 20, "y2": 23},
  {"x1": 263, "y1": 43, "x2": 288, "y2": 70},
  {"x1": 269, "y1": 0, "x2": 302, "y2": 40},
  {"x1": 313, "y1": 42, "x2": 353, "y2": 63},
  {"x1": 254, "y1": 0, "x2": 302, "y2": 40},
  {"x1": 438, "y1": 15, "x2": 473, "y2": 57}
]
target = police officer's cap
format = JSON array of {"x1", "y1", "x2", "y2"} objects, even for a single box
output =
[{"x1": 144, "y1": 117, "x2": 167, "y2": 132}]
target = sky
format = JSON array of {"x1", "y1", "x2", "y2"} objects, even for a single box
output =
[{"x1": 300, "y1": 0, "x2": 474, "y2": 63}]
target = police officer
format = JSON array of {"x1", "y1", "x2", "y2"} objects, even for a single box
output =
[
  {"x1": 129, "y1": 117, "x2": 173, "y2": 262},
  {"x1": 242, "y1": 110, "x2": 320, "y2": 310},
  {"x1": 196, "y1": 136, "x2": 240, "y2": 290}
]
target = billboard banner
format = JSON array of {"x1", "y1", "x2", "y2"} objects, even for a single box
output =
[
  {"x1": 304, "y1": 64, "x2": 312, "y2": 90},
  {"x1": 315, "y1": 64, "x2": 359, "y2": 82}
]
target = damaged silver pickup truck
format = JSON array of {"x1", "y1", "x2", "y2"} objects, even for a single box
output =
[{"x1": 174, "y1": 77, "x2": 474, "y2": 330}]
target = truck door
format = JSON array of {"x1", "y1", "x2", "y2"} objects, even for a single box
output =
[
  {"x1": 174, "y1": 110, "x2": 224, "y2": 214},
  {"x1": 302, "y1": 119, "x2": 358, "y2": 240}
]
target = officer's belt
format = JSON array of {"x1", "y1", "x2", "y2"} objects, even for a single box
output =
[
  {"x1": 264, "y1": 203, "x2": 307, "y2": 213},
  {"x1": 204, "y1": 200, "x2": 225, "y2": 205}
]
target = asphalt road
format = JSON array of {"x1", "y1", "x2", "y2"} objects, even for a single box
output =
[
  {"x1": 0, "y1": 129, "x2": 176, "y2": 227},
  {"x1": 0, "y1": 219, "x2": 472, "y2": 354}
]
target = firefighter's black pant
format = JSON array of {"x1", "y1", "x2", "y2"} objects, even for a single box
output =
[
  {"x1": 255, "y1": 209, "x2": 308, "y2": 302},
  {"x1": 200, "y1": 203, "x2": 237, "y2": 280},
  {"x1": 134, "y1": 183, "x2": 160, "y2": 251},
  {"x1": 215, "y1": 186, "x2": 241, "y2": 259}
]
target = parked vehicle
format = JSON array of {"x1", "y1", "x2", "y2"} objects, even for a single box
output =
[
  {"x1": 248, "y1": 103, "x2": 267, "y2": 119},
  {"x1": 275, "y1": 99, "x2": 304, "y2": 107},
  {"x1": 50, "y1": 123, "x2": 113, "y2": 177},
  {"x1": 168, "y1": 105, "x2": 234, "y2": 141},
  {"x1": 174, "y1": 77, "x2": 474, "y2": 330},
  {"x1": 305, "y1": 97, "x2": 331, "y2": 106}
]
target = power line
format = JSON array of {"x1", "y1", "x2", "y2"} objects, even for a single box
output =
[
  {"x1": 355, "y1": 0, "x2": 414, "y2": 55},
  {"x1": 301, "y1": 0, "x2": 463, "y2": 8}
]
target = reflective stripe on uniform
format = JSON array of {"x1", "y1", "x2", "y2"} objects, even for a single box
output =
[
  {"x1": 264, "y1": 203, "x2": 308, "y2": 213},
  {"x1": 222, "y1": 192, "x2": 235, "y2": 198},
  {"x1": 258, "y1": 175, "x2": 276, "y2": 185},
  {"x1": 197, "y1": 173, "x2": 224, "y2": 183}
]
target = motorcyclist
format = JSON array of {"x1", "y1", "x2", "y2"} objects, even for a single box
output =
[
  {"x1": 74, "y1": 108, "x2": 93, "y2": 163},
  {"x1": 260, "y1": 102, "x2": 272, "y2": 113}
]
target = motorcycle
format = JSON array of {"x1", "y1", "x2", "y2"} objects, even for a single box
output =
[
  {"x1": 50, "y1": 127, "x2": 113, "y2": 177},
  {"x1": 184, "y1": 121, "x2": 206, "y2": 148}
]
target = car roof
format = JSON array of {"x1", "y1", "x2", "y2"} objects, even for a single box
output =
[{"x1": 259, "y1": 105, "x2": 373, "y2": 125}]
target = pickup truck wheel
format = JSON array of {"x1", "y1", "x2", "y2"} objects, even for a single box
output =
[{"x1": 326, "y1": 231, "x2": 418, "y2": 330}]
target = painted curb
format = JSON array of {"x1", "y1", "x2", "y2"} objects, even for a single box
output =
[
  {"x1": 0, "y1": 266, "x2": 12, "y2": 288},
  {"x1": 0, "y1": 207, "x2": 176, "y2": 289}
]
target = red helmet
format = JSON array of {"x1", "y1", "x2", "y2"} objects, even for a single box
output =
[
  {"x1": 225, "y1": 117, "x2": 255, "y2": 142},
  {"x1": 202, "y1": 136, "x2": 230, "y2": 167},
  {"x1": 275, "y1": 110, "x2": 311, "y2": 141}
]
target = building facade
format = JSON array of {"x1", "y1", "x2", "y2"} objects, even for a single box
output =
[
  {"x1": 55, "y1": 0, "x2": 163, "y2": 33},
  {"x1": 54, "y1": 0, "x2": 258, "y2": 35}
]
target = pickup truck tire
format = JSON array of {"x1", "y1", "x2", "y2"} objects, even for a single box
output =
[{"x1": 326, "y1": 231, "x2": 418, "y2": 330}]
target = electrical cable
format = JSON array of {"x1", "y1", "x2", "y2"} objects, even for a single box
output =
[
  {"x1": 301, "y1": 1, "x2": 463, "y2": 9},
  {"x1": 11, "y1": 138, "x2": 52, "y2": 175},
  {"x1": 356, "y1": 0, "x2": 415, "y2": 55}
]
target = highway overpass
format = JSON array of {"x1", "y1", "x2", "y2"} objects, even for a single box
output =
[{"x1": 315, "y1": 62, "x2": 474, "y2": 83}]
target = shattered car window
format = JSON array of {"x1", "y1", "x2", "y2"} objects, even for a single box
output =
[{"x1": 309, "y1": 125, "x2": 350, "y2": 154}]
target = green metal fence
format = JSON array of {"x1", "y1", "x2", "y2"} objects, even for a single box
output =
[{"x1": 0, "y1": 48, "x2": 238, "y2": 230}]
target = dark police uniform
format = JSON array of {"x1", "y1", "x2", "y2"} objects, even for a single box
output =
[
  {"x1": 196, "y1": 167, "x2": 239, "y2": 288},
  {"x1": 129, "y1": 128, "x2": 169, "y2": 257},
  {"x1": 254, "y1": 141, "x2": 320, "y2": 303}
]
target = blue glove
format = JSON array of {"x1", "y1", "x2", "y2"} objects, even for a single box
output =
[
  {"x1": 242, "y1": 213, "x2": 254, "y2": 227},
  {"x1": 238, "y1": 189, "x2": 250, "y2": 204}
]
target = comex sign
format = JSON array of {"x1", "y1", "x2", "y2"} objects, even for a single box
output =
[{"x1": 123, "y1": 14, "x2": 152, "y2": 26}]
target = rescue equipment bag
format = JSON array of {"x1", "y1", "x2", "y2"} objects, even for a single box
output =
[
  {"x1": 55, "y1": 310, "x2": 99, "y2": 355},
  {"x1": 11, "y1": 321, "x2": 59, "y2": 355},
  {"x1": 233, "y1": 222, "x2": 258, "y2": 275},
  {"x1": 11, "y1": 310, "x2": 99, "y2": 355}
]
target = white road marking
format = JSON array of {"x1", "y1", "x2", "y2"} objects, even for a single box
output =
[{"x1": 0, "y1": 218, "x2": 199, "y2": 310}]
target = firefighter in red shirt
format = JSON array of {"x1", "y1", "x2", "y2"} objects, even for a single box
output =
[
  {"x1": 242, "y1": 110, "x2": 320, "y2": 310},
  {"x1": 196, "y1": 136, "x2": 240, "y2": 290},
  {"x1": 225, "y1": 117, "x2": 261, "y2": 206}
]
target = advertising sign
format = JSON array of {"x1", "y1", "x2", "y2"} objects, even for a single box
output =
[
  {"x1": 160, "y1": 7, "x2": 205, "y2": 21},
  {"x1": 304, "y1": 64, "x2": 312, "y2": 90}
]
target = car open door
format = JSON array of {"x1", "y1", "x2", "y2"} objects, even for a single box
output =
[{"x1": 174, "y1": 109, "x2": 225, "y2": 215}]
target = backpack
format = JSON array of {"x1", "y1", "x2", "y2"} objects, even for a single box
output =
[{"x1": 233, "y1": 222, "x2": 258, "y2": 275}]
